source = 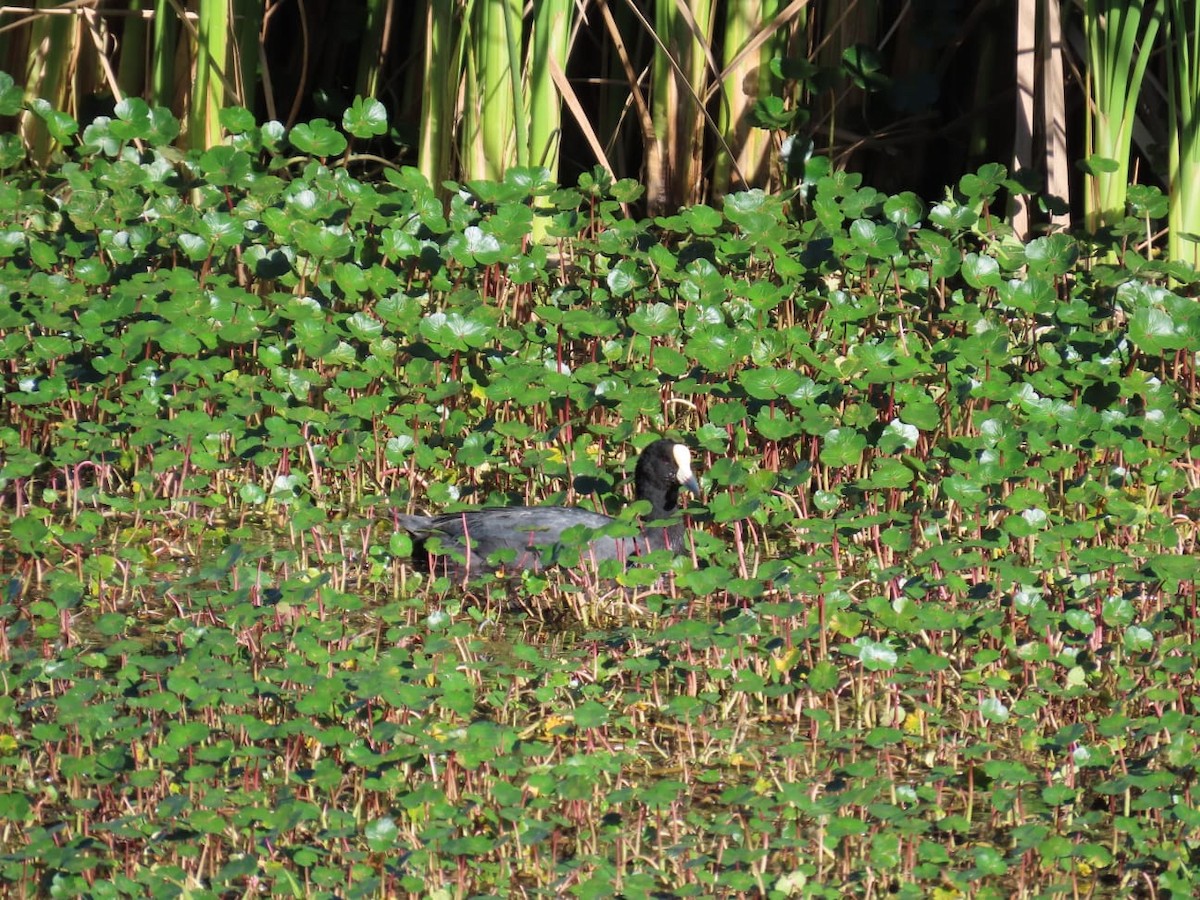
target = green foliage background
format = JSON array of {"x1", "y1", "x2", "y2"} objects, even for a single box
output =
[{"x1": 0, "y1": 79, "x2": 1199, "y2": 897}]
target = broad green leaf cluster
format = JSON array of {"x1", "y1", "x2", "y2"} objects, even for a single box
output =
[{"x1": 0, "y1": 97, "x2": 1198, "y2": 897}]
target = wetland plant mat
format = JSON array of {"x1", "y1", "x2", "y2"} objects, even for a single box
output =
[{"x1": 0, "y1": 90, "x2": 1199, "y2": 897}]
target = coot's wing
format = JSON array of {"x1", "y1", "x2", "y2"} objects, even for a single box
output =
[
  {"x1": 399, "y1": 507, "x2": 637, "y2": 572},
  {"x1": 444, "y1": 507, "x2": 614, "y2": 569}
]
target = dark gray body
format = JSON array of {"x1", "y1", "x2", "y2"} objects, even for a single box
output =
[{"x1": 397, "y1": 507, "x2": 686, "y2": 574}]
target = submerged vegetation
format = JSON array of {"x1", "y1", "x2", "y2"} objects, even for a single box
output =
[{"x1": 0, "y1": 81, "x2": 1199, "y2": 897}]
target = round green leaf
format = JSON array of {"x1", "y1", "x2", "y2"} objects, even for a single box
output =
[
  {"x1": 343, "y1": 96, "x2": 388, "y2": 138},
  {"x1": 289, "y1": 118, "x2": 348, "y2": 156}
]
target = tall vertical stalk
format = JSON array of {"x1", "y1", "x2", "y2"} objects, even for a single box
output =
[
  {"x1": 191, "y1": 0, "x2": 230, "y2": 149},
  {"x1": 1012, "y1": 0, "x2": 1036, "y2": 237},
  {"x1": 528, "y1": 0, "x2": 573, "y2": 172},
  {"x1": 150, "y1": 0, "x2": 179, "y2": 110},
  {"x1": 117, "y1": 0, "x2": 148, "y2": 99},
  {"x1": 1083, "y1": 0, "x2": 1163, "y2": 232},
  {"x1": 713, "y1": 0, "x2": 791, "y2": 198},
  {"x1": 650, "y1": 0, "x2": 718, "y2": 213},
  {"x1": 418, "y1": 0, "x2": 464, "y2": 190},
  {"x1": 528, "y1": 0, "x2": 575, "y2": 242},
  {"x1": 21, "y1": 0, "x2": 77, "y2": 160},
  {"x1": 1042, "y1": 0, "x2": 1070, "y2": 231},
  {"x1": 650, "y1": 0, "x2": 678, "y2": 213},
  {"x1": 461, "y1": 0, "x2": 523, "y2": 180},
  {"x1": 1166, "y1": 0, "x2": 1200, "y2": 269},
  {"x1": 1012, "y1": 0, "x2": 1069, "y2": 236},
  {"x1": 231, "y1": 0, "x2": 263, "y2": 110}
]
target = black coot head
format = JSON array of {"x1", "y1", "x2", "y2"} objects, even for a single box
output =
[{"x1": 633, "y1": 439, "x2": 701, "y2": 518}]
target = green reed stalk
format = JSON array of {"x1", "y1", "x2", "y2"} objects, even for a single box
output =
[
  {"x1": 648, "y1": 0, "x2": 677, "y2": 212},
  {"x1": 150, "y1": 0, "x2": 179, "y2": 109},
  {"x1": 231, "y1": 0, "x2": 262, "y2": 108},
  {"x1": 528, "y1": 0, "x2": 574, "y2": 241},
  {"x1": 117, "y1": 0, "x2": 148, "y2": 99},
  {"x1": 502, "y1": 0, "x2": 526, "y2": 167},
  {"x1": 461, "y1": 0, "x2": 523, "y2": 180},
  {"x1": 528, "y1": 0, "x2": 572, "y2": 173},
  {"x1": 191, "y1": 0, "x2": 230, "y2": 149},
  {"x1": 650, "y1": 0, "x2": 718, "y2": 211},
  {"x1": 1083, "y1": 0, "x2": 1163, "y2": 232},
  {"x1": 1166, "y1": 0, "x2": 1200, "y2": 269},
  {"x1": 418, "y1": 0, "x2": 462, "y2": 189},
  {"x1": 21, "y1": 0, "x2": 76, "y2": 160},
  {"x1": 713, "y1": 0, "x2": 790, "y2": 198}
]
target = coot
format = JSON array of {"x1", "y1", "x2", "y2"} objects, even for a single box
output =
[{"x1": 397, "y1": 439, "x2": 700, "y2": 575}]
